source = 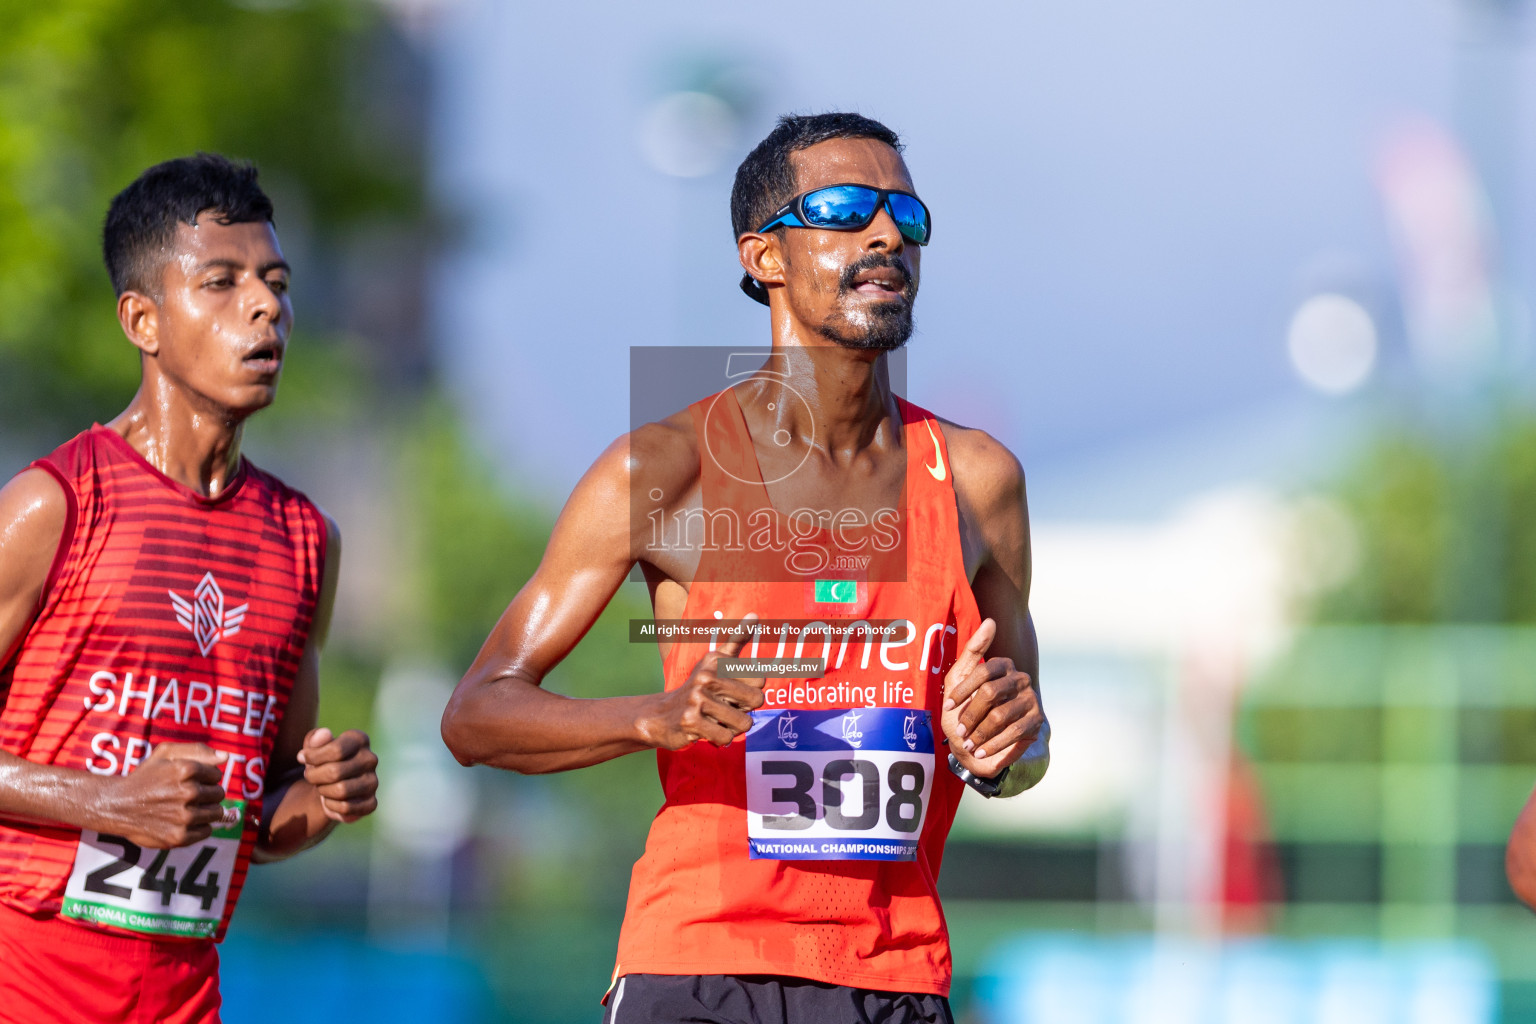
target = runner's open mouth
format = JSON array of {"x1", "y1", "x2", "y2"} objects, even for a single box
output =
[
  {"x1": 244, "y1": 344, "x2": 283, "y2": 367},
  {"x1": 851, "y1": 267, "x2": 908, "y2": 296}
]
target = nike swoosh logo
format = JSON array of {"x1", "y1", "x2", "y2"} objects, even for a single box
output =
[{"x1": 924, "y1": 419, "x2": 947, "y2": 481}]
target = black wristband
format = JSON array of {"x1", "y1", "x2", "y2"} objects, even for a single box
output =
[{"x1": 947, "y1": 753, "x2": 1009, "y2": 798}]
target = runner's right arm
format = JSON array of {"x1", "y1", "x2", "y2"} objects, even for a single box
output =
[
  {"x1": 441, "y1": 432, "x2": 766, "y2": 774},
  {"x1": 0, "y1": 470, "x2": 226, "y2": 848}
]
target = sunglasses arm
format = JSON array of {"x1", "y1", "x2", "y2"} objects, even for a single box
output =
[{"x1": 756, "y1": 212, "x2": 804, "y2": 232}]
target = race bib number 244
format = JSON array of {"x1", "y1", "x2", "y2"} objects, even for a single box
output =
[
  {"x1": 746, "y1": 708, "x2": 935, "y2": 862},
  {"x1": 61, "y1": 799, "x2": 245, "y2": 939}
]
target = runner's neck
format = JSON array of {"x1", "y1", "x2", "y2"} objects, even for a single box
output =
[
  {"x1": 748, "y1": 344, "x2": 901, "y2": 459},
  {"x1": 106, "y1": 383, "x2": 245, "y2": 498}
]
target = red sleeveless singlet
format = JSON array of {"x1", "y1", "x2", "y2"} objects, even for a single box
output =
[
  {"x1": 0, "y1": 425, "x2": 326, "y2": 942},
  {"x1": 613, "y1": 389, "x2": 981, "y2": 996}
]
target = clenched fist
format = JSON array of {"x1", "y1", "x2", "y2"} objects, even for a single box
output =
[
  {"x1": 97, "y1": 742, "x2": 229, "y2": 849},
  {"x1": 941, "y1": 618, "x2": 1046, "y2": 781},
  {"x1": 638, "y1": 616, "x2": 767, "y2": 751},
  {"x1": 296, "y1": 728, "x2": 378, "y2": 823}
]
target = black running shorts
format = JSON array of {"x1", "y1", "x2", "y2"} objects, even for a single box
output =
[{"x1": 602, "y1": 974, "x2": 955, "y2": 1024}]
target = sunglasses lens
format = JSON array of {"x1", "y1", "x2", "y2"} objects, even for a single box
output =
[
  {"x1": 885, "y1": 193, "x2": 931, "y2": 245},
  {"x1": 801, "y1": 186, "x2": 880, "y2": 229}
]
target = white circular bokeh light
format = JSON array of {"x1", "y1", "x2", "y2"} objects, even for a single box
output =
[
  {"x1": 1287, "y1": 293, "x2": 1378, "y2": 395},
  {"x1": 638, "y1": 91, "x2": 737, "y2": 178}
]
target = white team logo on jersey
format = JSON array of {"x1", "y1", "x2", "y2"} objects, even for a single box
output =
[
  {"x1": 168, "y1": 572, "x2": 247, "y2": 656},
  {"x1": 777, "y1": 712, "x2": 800, "y2": 749},
  {"x1": 841, "y1": 710, "x2": 864, "y2": 749},
  {"x1": 903, "y1": 712, "x2": 920, "y2": 751}
]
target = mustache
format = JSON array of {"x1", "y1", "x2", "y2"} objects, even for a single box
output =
[{"x1": 837, "y1": 253, "x2": 914, "y2": 297}]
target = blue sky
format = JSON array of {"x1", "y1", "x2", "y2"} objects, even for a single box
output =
[{"x1": 427, "y1": 0, "x2": 1535, "y2": 517}]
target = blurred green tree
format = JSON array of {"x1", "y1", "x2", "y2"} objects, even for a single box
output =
[
  {"x1": 403, "y1": 403, "x2": 665, "y2": 911},
  {"x1": 0, "y1": 0, "x2": 421, "y2": 429},
  {"x1": 1308, "y1": 409, "x2": 1536, "y2": 623},
  {"x1": 1309, "y1": 429, "x2": 1450, "y2": 622}
]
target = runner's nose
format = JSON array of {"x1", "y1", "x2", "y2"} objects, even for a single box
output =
[
  {"x1": 862, "y1": 202, "x2": 905, "y2": 253},
  {"x1": 245, "y1": 274, "x2": 282, "y2": 326}
]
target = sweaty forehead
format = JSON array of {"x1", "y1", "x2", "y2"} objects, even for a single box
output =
[
  {"x1": 168, "y1": 218, "x2": 284, "y2": 271},
  {"x1": 788, "y1": 138, "x2": 914, "y2": 195}
]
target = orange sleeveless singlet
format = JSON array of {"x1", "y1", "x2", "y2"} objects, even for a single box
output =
[{"x1": 613, "y1": 389, "x2": 982, "y2": 996}]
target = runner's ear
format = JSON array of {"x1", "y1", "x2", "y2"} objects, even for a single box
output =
[{"x1": 737, "y1": 233, "x2": 784, "y2": 306}]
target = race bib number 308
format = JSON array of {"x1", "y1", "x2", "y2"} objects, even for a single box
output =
[
  {"x1": 746, "y1": 708, "x2": 934, "y2": 861},
  {"x1": 61, "y1": 799, "x2": 245, "y2": 939}
]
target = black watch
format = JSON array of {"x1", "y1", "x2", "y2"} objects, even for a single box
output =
[{"x1": 947, "y1": 753, "x2": 1009, "y2": 798}]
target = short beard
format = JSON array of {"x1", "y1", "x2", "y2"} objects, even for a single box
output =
[{"x1": 815, "y1": 253, "x2": 916, "y2": 351}]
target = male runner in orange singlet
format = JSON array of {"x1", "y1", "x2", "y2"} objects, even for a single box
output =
[
  {"x1": 0, "y1": 154, "x2": 379, "y2": 1023},
  {"x1": 443, "y1": 113, "x2": 1049, "y2": 1024}
]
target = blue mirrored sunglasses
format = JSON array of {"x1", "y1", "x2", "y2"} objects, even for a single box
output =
[
  {"x1": 756, "y1": 184, "x2": 932, "y2": 246},
  {"x1": 741, "y1": 184, "x2": 931, "y2": 304}
]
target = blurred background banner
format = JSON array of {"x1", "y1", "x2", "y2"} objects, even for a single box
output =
[{"x1": 5, "y1": 0, "x2": 1536, "y2": 1020}]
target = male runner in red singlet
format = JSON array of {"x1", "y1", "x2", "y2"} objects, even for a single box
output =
[
  {"x1": 0, "y1": 154, "x2": 379, "y2": 1024},
  {"x1": 443, "y1": 113, "x2": 1048, "y2": 1024}
]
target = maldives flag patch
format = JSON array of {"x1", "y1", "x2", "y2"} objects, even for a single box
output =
[{"x1": 813, "y1": 579, "x2": 859, "y2": 603}]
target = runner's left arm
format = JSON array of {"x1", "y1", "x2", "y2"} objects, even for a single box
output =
[
  {"x1": 941, "y1": 428, "x2": 1048, "y2": 798},
  {"x1": 254, "y1": 516, "x2": 378, "y2": 863}
]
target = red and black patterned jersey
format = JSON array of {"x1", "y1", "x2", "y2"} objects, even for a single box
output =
[{"x1": 0, "y1": 425, "x2": 326, "y2": 941}]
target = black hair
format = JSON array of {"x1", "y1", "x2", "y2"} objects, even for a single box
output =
[
  {"x1": 102, "y1": 153, "x2": 275, "y2": 297},
  {"x1": 730, "y1": 112, "x2": 903, "y2": 242}
]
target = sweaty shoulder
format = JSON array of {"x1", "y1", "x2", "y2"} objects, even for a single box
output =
[
  {"x1": 934, "y1": 417, "x2": 1029, "y2": 584},
  {"x1": 565, "y1": 410, "x2": 704, "y2": 577},
  {"x1": 937, "y1": 418, "x2": 1026, "y2": 522},
  {"x1": 0, "y1": 469, "x2": 71, "y2": 660},
  {"x1": 0, "y1": 468, "x2": 69, "y2": 553},
  {"x1": 592, "y1": 408, "x2": 702, "y2": 510}
]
